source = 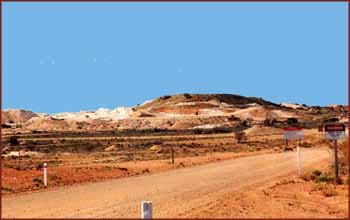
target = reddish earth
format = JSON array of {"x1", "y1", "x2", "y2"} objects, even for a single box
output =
[
  {"x1": 1, "y1": 92, "x2": 348, "y2": 218},
  {"x1": 2, "y1": 150, "x2": 271, "y2": 194},
  {"x1": 3, "y1": 148, "x2": 347, "y2": 218},
  {"x1": 187, "y1": 177, "x2": 348, "y2": 218}
]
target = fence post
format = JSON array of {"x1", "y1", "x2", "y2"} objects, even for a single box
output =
[{"x1": 141, "y1": 201, "x2": 152, "y2": 219}]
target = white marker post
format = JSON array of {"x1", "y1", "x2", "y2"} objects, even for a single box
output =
[
  {"x1": 43, "y1": 163, "x2": 47, "y2": 187},
  {"x1": 141, "y1": 201, "x2": 152, "y2": 219},
  {"x1": 283, "y1": 127, "x2": 303, "y2": 176},
  {"x1": 297, "y1": 139, "x2": 301, "y2": 176}
]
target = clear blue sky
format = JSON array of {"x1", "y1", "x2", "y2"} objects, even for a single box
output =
[{"x1": 2, "y1": 2, "x2": 348, "y2": 113}]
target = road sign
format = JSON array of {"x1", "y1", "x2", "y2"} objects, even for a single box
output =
[
  {"x1": 324, "y1": 124, "x2": 345, "y2": 184},
  {"x1": 325, "y1": 124, "x2": 346, "y2": 140},
  {"x1": 283, "y1": 127, "x2": 303, "y2": 140}
]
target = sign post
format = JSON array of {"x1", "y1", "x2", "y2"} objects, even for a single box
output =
[
  {"x1": 141, "y1": 201, "x2": 152, "y2": 219},
  {"x1": 333, "y1": 139, "x2": 339, "y2": 182},
  {"x1": 283, "y1": 127, "x2": 303, "y2": 176},
  {"x1": 324, "y1": 124, "x2": 346, "y2": 183},
  {"x1": 43, "y1": 163, "x2": 48, "y2": 187}
]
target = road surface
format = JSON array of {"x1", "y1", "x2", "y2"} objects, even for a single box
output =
[{"x1": 2, "y1": 148, "x2": 330, "y2": 218}]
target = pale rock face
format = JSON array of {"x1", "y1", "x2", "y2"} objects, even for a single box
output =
[
  {"x1": 281, "y1": 103, "x2": 307, "y2": 110},
  {"x1": 198, "y1": 109, "x2": 225, "y2": 116},
  {"x1": 50, "y1": 107, "x2": 132, "y2": 121},
  {"x1": 175, "y1": 102, "x2": 198, "y2": 107},
  {"x1": 141, "y1": 99, "x2": 153, "y2": 106},
  {"x1": 328, "y1": 104, "x2": 339, "y2": 108},
  {"x1": 220, "y1": 102, "x2": 236, "y2": 108},
  {"x1": 192, "y1": 124, "x2": 225, "y2": 129},
  {"x1": 157, "y1": 112, "x2": 186, "y2": 118}
]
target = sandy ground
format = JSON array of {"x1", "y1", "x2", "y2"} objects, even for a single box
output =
[
  {"x1": 2, "y1": 148, "x2": 333, "y2": 218},
  {"x1": 192, "y1": 178, "x2": 348, "y2": 218},
  {"x1": 2, "y1": 150, "x2": 274, "y2": 194}
]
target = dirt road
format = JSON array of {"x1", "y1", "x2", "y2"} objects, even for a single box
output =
[{"x1": 2, "y1": 148, "x2": 330, "y2": 218}]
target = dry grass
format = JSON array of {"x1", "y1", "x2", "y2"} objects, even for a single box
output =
[{"x1": 313, "y1": 182, "x2": 338, "y2": 197}]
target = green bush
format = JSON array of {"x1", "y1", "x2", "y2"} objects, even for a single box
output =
[
  {"x1": 33, "y1": 177, "x2": 43, "y2": 187},
  {"x1": 312, "y1": 170, "x2": 322, "y2": 176},
  {"x1": 36, "y1": 163, "x2": 43, "y2": 170},
  {"x1": 315, "y1": 175, "x2": 328, "y2": 183},
  {"x1": 315, "y1": 174, "x2": 334, "y2": 183}
]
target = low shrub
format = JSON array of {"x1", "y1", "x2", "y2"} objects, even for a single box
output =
[
  {"x1": 36, "y1": 163, "x2": 44, "y2": 170},
  {"x1": 322, "y1": 184, "x2": 338, "y2": 197},
  {"x1": 9, "y1": 136, "x2": 19, "y2": 145},
  {"x1": 315, "y1": 174, "x2": 335, "y2": 183},
  {"x1": 312, "y1": 169, "x2": 322, "y2": 176},
  {"x1": 33, "y1": 177, "x2": 43, "y2": 187}
]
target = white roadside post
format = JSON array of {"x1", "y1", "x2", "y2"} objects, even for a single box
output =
[
  {"x1": 43, "y1": 163, "x2": 48, "y2": 187},
  {"x1": 297, "y1": 139, "x2": 301, "y2": 176},
  {"x1": 141, "y1": 201, "x2": 152, "y2": 219},
  {"x1": 283, "y1": 127, "x2": 303, "y2": 177}
]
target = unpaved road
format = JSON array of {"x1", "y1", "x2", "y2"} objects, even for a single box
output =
[{"x1": 2, "y1": 148, "x2": 330, "y2": 218}]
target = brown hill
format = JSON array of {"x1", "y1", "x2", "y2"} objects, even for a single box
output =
[
  {"x1": 136, "y1": 94, "x2": 279, "y2": 111},
  {"x1": 3, "y1": 94, "x2": 347, "y2": 131},
  {"x1": 2, "y1": 109, "x2": 38, "y2": 124}
]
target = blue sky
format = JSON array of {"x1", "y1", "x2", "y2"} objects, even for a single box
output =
[{"x1": 2, "y1": 2, "x2": 348, "y2": 113}]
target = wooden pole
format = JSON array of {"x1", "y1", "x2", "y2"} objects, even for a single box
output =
[
  {"x1": 333, "y1": 139, "x2": 339, "y2": 183},
  {"x1": 171, "y1": 142, "x2": 175, "y2": 165}
]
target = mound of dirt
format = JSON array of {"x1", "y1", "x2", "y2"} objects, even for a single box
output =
[
  {"x1": 51, "y1": 107, "x2": 132, "y2": 121},
  {"x1": 232, "y1": 106, "x2": 299, "y2": 122},
  {"x1": 25, "y1": 117, "x2": 71, "y2": 131},
  {"x1": 130, "y1": 111, "x2": 155, "y2": 118},
  {"x1": 232, "y1": 106, "x2": 271, "y2": 121},
  {"x1": 171, "y1": 121, "x2": 198, "y2": 130},
  {"x1": 131, "y1": 94, "x2": 288, "y2": 120},
  {"x1": 244, "y1": 125, "x2": 282, "y2": 136},
  {"x1": 2, "y1": 109, "x2": 38, "y2": 124},
  {"x1": 136, "y1": 94, "x2": 279, "y2": 111}
]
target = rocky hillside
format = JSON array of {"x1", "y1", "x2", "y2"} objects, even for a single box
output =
[
  {"x1": 1, "y1": 109, "x2": 38, "y2": 124},
  {"x1": 2, "y1": 94, "x2": 347, "y2": 131}
]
